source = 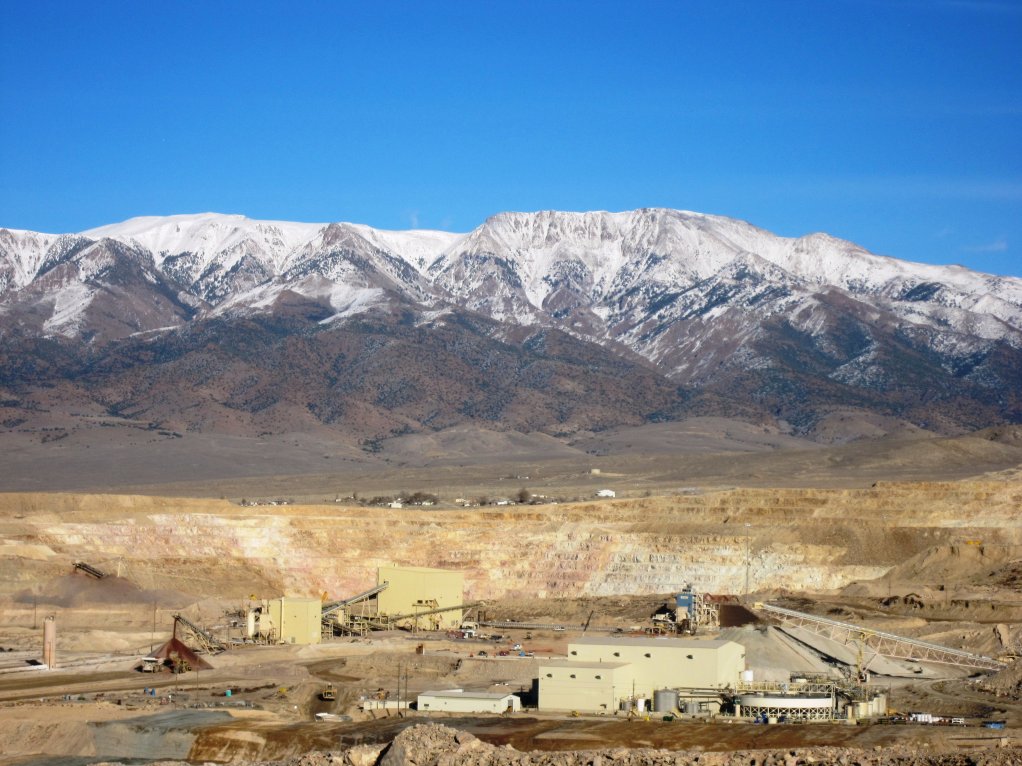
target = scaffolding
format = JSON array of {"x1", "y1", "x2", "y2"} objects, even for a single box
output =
[
  {"x1": 652, "y1": 589, "x2": 721, "y2": 634},
  {"x1": 693, "y1": 593, "x2": 721, "y2": 629},
  {"x1": 757, "y1": 603, "x2": 1005, "y2": 672}
]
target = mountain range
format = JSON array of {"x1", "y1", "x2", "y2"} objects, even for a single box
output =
[{"x1": 2, "y1": 209, "x2": 1021, "y2": 446}]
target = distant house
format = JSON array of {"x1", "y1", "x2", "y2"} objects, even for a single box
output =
[
  {"x1": 389, "y1": 501, "x2": 403, "y2": 508},
  {"x1": 596, "y1": 489, "x2": 616, "y2": 498}
]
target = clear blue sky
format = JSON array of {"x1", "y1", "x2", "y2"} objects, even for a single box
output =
[{"x1": 2, "y1": 0, "x2": 1020, "y2": 277}]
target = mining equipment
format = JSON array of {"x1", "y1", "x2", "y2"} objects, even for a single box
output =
[
  {"x1": 321, "y1": 581, "x2": 390, "y2": 636},
  {"x1": 353, "y1": 601, "x2": 484, "y2": 634},
  {"x1": 173, "y1": 613, "x2": 227, "y2": 654},
  {"x1": 650, "y1": 585, "x2": 721, "y2": 634},
  {"x1": 72, "y1": 561, "x2": 108, "y2": 579},
  {"x1": 320, "y1": 684, "x2": 337, "y2": 701}
]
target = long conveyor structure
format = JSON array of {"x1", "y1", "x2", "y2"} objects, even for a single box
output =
[
  {"x1": 173, "y1": 613, "x2": 227, "y2": 653},
  {"x1": 321, "y1": 581, "x2": 390, "y2": 620},
  {"x1": 757, "y1": 603, "x2": 1005, "y2": 671},
  {"x1": 73, "y1": 561, "x2": 108, "y2": 579}
]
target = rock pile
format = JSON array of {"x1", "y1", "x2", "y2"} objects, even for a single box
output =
[
  {"x1": 978, "y1": 659, "x2": 1022, "y2": 699},
  {"x1": 91, "y1": 723, "x2": 1019, "y2": 766}
]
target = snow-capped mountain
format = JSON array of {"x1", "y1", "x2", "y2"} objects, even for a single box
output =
[{"x1": 2, "y1": 209, "x2": 1021, "y2": 437}]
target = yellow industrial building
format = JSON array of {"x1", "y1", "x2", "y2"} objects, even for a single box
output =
[
  {"x1": 265, "y1": 596, "x2": 322, "y2": 645},
  {"x1": 375, "y1": 565, "x2": 464, "y2": 630},
  {"x1": 539, "y1": 636, "x2": 745, "y2": 712}
]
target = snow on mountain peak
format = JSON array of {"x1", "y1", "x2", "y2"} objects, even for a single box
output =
[
  {"x1": 4, "y1": 208, "x2": 1022, "y2": 350},
  {"x1": 82, "y1": 213, "x2": 326, "y2": 270}
]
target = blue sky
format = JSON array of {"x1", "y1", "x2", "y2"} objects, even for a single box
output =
[{"x1": 1, "y1": 0, "x2": 1020, "y2": 276}]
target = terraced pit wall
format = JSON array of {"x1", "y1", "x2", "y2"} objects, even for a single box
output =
[{"x1": 0, "y1": 482, "x2": 1019, "y2": 605}]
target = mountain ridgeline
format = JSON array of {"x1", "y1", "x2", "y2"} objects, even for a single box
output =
[{"x1": 2, "y1": 209, "x2": 1020, "y2": 442}]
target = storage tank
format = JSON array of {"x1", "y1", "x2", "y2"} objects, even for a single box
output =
[
  {"x1": 685, "y1": 701, "x2": 700, "y2": 715},
  {"x1": 653, "y1": 689, "x2": 679, "y2": 713},
  {"x1": 741, "y1": 669, "x2": 754, "y2": 683}
]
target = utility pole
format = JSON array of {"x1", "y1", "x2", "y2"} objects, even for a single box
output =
[{"x1": 744, "y1": 523, "x2": 751, "y2": 600}]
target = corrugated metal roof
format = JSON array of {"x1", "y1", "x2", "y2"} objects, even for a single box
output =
[
  {"x1": 419, "y1": 689, "x2": 515, "y2": 700},
  {"x1": 539, "y1": 659, "x2": 630, "y2": 669},
  {"x1": 570, "y1": 636, "x2": 739, "y2": 649}
]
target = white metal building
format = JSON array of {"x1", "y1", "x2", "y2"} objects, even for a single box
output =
[{"x1": 417, "y1": 689, "x2": 521, "y2": 713}]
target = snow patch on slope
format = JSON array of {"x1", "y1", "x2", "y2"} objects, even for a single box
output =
[{"x1": 42, "y1": 281, "x2": 93, "y2": 336}]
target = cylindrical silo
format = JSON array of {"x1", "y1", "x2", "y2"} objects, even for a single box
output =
[{"x1": 653, "y1": 689, "x2": 679, "y2": 712}]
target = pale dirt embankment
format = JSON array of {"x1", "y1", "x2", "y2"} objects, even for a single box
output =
[{"x1": 0, "y1": 481, "x2": 1019, "y2": 608}]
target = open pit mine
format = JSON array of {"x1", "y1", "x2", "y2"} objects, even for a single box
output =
[{"x1": 1, "y1": 481, "x2": 1022, "y2": 765}]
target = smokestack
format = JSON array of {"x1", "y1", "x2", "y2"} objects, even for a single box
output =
[{"x1": 42, "y1": 616, "x2": 56, "y2": 669}]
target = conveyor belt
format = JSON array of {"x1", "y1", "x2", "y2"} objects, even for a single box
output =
[{"x1": 757, "y1": 603, "x2": 1004, "y2": 671}]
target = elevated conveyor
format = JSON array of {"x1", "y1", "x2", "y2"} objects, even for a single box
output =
[
  {"x1": 173, "y1": 613, "x2": 227, "y2": 654},
  {"x1": 73, "y1": 561, "x2": 108, "y2": 579},
  {"x1": 757, "y1": 603, "x2": 1004, "y2": 672},
  {"x1": 362, "y1": 601, "x2": 484, "y2": 631},
  {"x1": 322, "y1": 581, "x2": 389, "y2": 618}
]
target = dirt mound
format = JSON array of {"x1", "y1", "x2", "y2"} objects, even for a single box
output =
[
  {"x1": 989, "y1": 561, "x2": 1022, "y2": 590},
  {"x1": 13, "y1": 574, "x2": 191, "y2": 608},
  {"x1": 978, "y1": 661, "x2": 1022, "y2": 699},
  {"x1": 843, "y1": 544, "x2": 1022, "y2": 597},
  {"x1": 717, "y1": 625, "x2": 835, "y2": 681}
]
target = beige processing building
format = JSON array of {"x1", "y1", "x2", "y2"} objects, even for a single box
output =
[
  {"x1": 265, "y1": 596, "x2": 322, "y2": 645},
  {"x1": 375, "y1": 565, "x2": 465, "y2": 630},
  {"x1": 539, "y1": 636, "x2": 745, "y2": 713}
]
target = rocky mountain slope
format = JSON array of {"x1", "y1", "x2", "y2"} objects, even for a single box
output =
[{"x1": 2, "y1": 209, "x2": 1021, "y2": 442}]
